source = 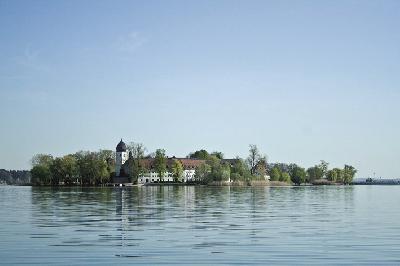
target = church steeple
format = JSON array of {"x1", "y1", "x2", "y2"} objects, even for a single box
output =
[
  {"x1": 116, "y1": 139, "x2": 127, "y2": 152},
  {"x1": 115, "y1": 139, "x2": 128, "y2": 177}
]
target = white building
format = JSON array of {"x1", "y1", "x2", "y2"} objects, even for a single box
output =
[{"x1": 136, "y1": 158, "x2": 202, "y2": 184}]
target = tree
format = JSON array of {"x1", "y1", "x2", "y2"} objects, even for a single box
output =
[
  {"x1": 50, "y1": 157, "x2": 64, "y2": 185},
  {"x1": 343, "y1": 165, "x2": 357, "y2": 184},
  {"x1": 30, "y1": 154, "x2": 54, "y2": 185},
  {"x1": 188, "y1": 149, "x2": 209, "y2": 160},
  {"x1": 31, "y1": 154, "x2": 53, "y2": 168},
  {"x1": 171, "y1": 159, "x2": 184, "y2": 182},
  {"x1": 211, "y1": 151, "x2": 224, "y2": 159},
  {"x1": 74, "y1": 151, "x2": 88, "y2": 185},
  {"x1": 127, "y1": 142, "x2": 146, "y2": 158},
  {"x1": 75, "y1": 151, "x2": 91, "y2": 185},
  {"x1": 205, "y1": 155, "x2": 230, "y2": 182},
  {"x1": 231, "y1": 158, "x2": 252, "y2": 181},
  {"x1": 195, "y1": 163, "x2": 211, "y2": 183},
  {"x1": 220, "y1": 162, "x2": 231, "y2": 181},
  {"x1": 31, "y1": 165, "x2": 51, "y2": 185},
  {"x1": 154, "y1": 149, "x2": 167, "y2": 182},
  {"x1": 319, "y1": 160, "x2": 329, "y2": 178},
  {"x1": 128, "y1": 142, "x2": 146, "y2": 183},
  {"x1": 280, "y1": 172, "x2": 291, "y2": 183},
  {"x1": 327, "y1": 168, "x2": 343, "y2": 182},
  {"x1": 96, "y1": 157, "x2": 110, "y2": 185},
  {"x1": 211, "y1": 161, "x2": 230, "y2": 182},
  {"x1": 270, "y1": 166, "x2": 281, "y2": 181},
  {"x1": 254, "y1": 156, "x2": 267, "y2": 180},
  {"x1": 230, "y1": 173, "x2": 241, "y2": 182},
  {"x1": 306, "y1": 166, "x2": 324, "y2": 183},
  {"x1": 247, "y1": 144, "x2": 260, "y2": 174},
  {"x1": 98, "y1": 149, "x2": 115, "y2": 161},
  {"x1": 98, "y1": 149, "x2": 115, "y2": 177},
  {"x1": 291, "y1": 166, "x2": 306, "y2": 185},
  {"x1": 75, "y1": 151, "x2": 109, "y2": 186},
  {"x1": 61, "y1": 155, "x2": 78, "y2": 185}
]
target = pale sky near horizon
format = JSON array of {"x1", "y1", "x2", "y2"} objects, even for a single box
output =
[{"x1": 1, "y1": 0, "x2": 399, "y2": 178}]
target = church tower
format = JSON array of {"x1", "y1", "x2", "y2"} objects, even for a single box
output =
[{"x1": 115, "y1": 139, "x2": 128, "y2": 176}]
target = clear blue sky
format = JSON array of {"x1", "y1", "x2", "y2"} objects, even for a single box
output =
[{"x1": 1, "y1": 0, "x2": 399, "y2": 178}]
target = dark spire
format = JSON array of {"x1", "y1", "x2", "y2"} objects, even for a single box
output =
[{"x1": 116, "y1": 139, "x2": 127, "y2": 152}]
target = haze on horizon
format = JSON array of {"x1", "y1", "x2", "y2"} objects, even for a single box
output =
[{"x1": 1, "y1": 0, "x2": 399, "y2": 179}]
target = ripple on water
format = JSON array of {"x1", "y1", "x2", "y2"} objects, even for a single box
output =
[{"x1": 1, "y1": 186, "x2": 400, "y2": 264}]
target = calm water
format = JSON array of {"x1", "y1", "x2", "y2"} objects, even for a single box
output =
[{"x1": 1, "y1": 185, "x2": 400, "y2": 265}]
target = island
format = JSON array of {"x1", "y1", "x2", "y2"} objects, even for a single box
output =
[{"x1": 28, "y1": 139, "x2": 357, "y2": 187}]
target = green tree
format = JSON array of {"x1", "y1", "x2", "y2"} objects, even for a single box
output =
[
  {"x1": 31, "y1": 154, "x2": 54, "y2": 168},
  {"x1": 75, "y1": 151, "x2": 109, "y2": 185},
  {"x1": 211, "y1": 151, "x2": 224, "y2": 159},
  {"x1": 61, "y1": 155, "x2": 78, "y2": 185},
  {"x1": 171, "y1": 159, "x2": 184, "y2": 182},
  {"x1": 31, "y1": 165, "x2": 51, "y2": 185},
  {"x1": 327, "y1": 168, "x2": 343, "y2": 182},
  {"x1": 75, "y1": 151, "x2": 91, "y2": 185},
  {"x1": 291, "y1": 166, "x2": 306, "y2": 185},
  {"x1": 50, "y1": 157, "x2": 64, "y2": 185},
  {"x1": 195, "y1": 163, "x2": 211, "y2": 183},
  {"x1": 98, "y1": 149, "x2": 115, "y2": 177},
  {"x1": 230, "y1": 173, "x2": 241, "y2": 182},
  {"x1": 154, "y1": 149, "x2": 167, "y2": 182},
  {"x1": 189, "y1": 149, "x2": 209, "y2": 160},
  {"x1": 343, "y1": 165, "x2": 357, "y2": 184},
  {"x1": 306, "y1": 166, "x2": 324, "y2": 183},
  {"x1": 211, "y1": 161, "x2": 230, "y2": 181},
  {"x1": 231, "y1": 158, "x2": 252, "y2": 181},
  {"x1": 270, "y1": 166, "x2": 281, "y2": 181},
  {"x1": 280, "y1": 172, "x2": 291, "y2": 183},
  {"x1": 128, "y1": 142, "x2": 146, "y2": 183},
  {"x1": 96, "y1": 157, "x2": 110, "y2": 185},
  {"x1": 319, "y1": 160, "x2": 329, "y2": 178},
  {"x1": 327, "y1": 169, "x2": 337, "y2": 182},
  {"x1": 206, "y1": 155, "x2": 230, "y2": 182},
  {"x1": 220, "y1": 162, "x2": 231, "y2": 181},
  {"x1": 30, "y1": 154, "x2": 54, "y2": 186}
]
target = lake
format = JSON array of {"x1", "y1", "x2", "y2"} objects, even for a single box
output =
[{"x1": 1, "y1": 185, "x2": 400, "y2": 265}]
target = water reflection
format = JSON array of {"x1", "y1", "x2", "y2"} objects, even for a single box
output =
[{"x1": 22, "y1": 185, "x2": 400, "y2": 264}]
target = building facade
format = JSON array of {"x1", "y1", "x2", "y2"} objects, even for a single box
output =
[{"x1": 136, "y1": 158, "x2": 205, "y2": 184}]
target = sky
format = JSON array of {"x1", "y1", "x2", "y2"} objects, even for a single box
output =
[{"x1": 1, "y1": 0, "x2": 399, "y2": 178}]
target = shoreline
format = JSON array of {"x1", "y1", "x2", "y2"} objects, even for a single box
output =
[{"x1": 15, "y1": 182, "x2": 400, "y2": 188}]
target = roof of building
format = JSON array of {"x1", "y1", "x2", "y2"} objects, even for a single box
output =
[{"x1": 116, "y1": 139, "x2": 127, "y2": 152}]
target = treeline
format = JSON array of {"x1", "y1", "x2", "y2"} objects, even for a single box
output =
[
  {"x1": 190, "y1": 147, "x2": 356, "y2": 185},
  {"x1": 269, "y1": 161, "x2": 357, "y2": 185},
  {"x1": 0, "y1": 169, "x2": 31, "y2": 185},
  {"x1": 30, "y1": 150, "x2": 115, "y2": 186},
  {"x1": 188, "y1": 145, "x2": 267, "y2": 184}
]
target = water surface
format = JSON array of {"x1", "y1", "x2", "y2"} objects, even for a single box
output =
[{"x1": 1, "y1": 186, "x2": 399, "y2": 265}]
